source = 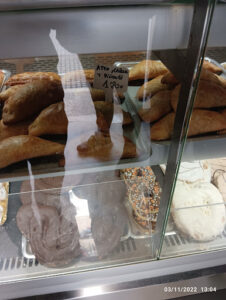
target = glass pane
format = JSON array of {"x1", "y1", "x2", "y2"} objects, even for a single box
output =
[
  {"x1": 0, "y1": 2, "x2": 201, "y2": 283},
  {"x1": 161, "y1": 2, "x2": 226, "y2": 258}
]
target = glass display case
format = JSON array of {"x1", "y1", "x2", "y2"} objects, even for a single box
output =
[{"x1": 0, "y1": 0, "x2": 226, "y2": 299}]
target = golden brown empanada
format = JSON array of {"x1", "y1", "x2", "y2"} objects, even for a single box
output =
[
  {"x1": 203, "y1": 60, "x2": 222, "y2": 74},
  {"x1": 0, "y1": 71, "x2": 4, "y2": 88},
  {"x1": 94, "y1": 101, "x2": 113, "y2": 132},
  {"x1": 2, "y1": 80, "x2": 64, "y2": 124},
  {"x1": 161, "y1": 62, "x2": 224, "y2": 85},
  {"x1": 171, "y1": 80, "x2": 226, "y2": 111},
  {"x1": 129, "y1": 60, "x2": 168, "y2": 81},
  {"x1": 5, "y1": 72, "x2": 61, "y2": 86},
  {"x1": 122, "y1": 111, "x2": 133, "y2": 126},
  {"x1": 136, "y1": 75, "x2": 170, "y2": 100},
  {"x1": 0, "y1": 119, "x2": 30, "y2": 141},
  {"x1": 90, "y1": 88, "x2": 105, "y2": 101},
  {"x1": 0, "y1": 85, "x2": 22, "y2": 103},
  {"x1": 29, "y1": 102, "x2": 68, "y2": 136},
  {"x1": 151, "y1": 109, "x2": 226, "y2": 141},
  {"x1": 62, "y1": 69, "x2": 95, "y2": 86},
  {"x1": 0, "y1": 135, "x2": 65, "y2": 168},
  {"x1": 77, "y1": 131, "x2": 136, "y2": 159},
  {"x1": 138, "y1": 90, "x2": 172, "y2": 123}
]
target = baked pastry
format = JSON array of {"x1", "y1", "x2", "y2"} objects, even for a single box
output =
[
  {"x1": 0, "y1": 135, "x2": 65, "y2": 168},
  {"x1": 5, "y1": 72, "x2": 61, "y2": 86},
  {"x1": 121, "y1": 167, "x2": 161, "y2": 230},
  {"x1": 138, "y1": 90, "x2": 172, "y2": 123},
  {"x1": 77, "y1": 132, "x2": 137, "y2": 159},
  {"x1": 62, "y1": 69, "x2": 95, "y2": 86},
  {"x1": 29, "y1": 102, "x2": 68, "y2": 136},
  {"x1": 171, "y1": 80, "x2": 226, "y2": 111},
  {"x1": 122, "y1": 111, "x2": 133, "y2": 126},
  {"x1": 202, "y1": 60, "x2": 222, "y2": 74},
  {"x1": 161, "y1": 160, "x2": 211, "y2": 183},
  {"x1": 151, "y1": 109, "x2": 226, "y2": 141},
  {"x1": 2, "y1": 80, "x2": 64, "y2": 124},
  {"x1": 0, "y1": 119, "x2": 30, "y2": 141},
  {"x1": 0, "y1": 85, "x2": 21, "y2": 103},
  {"x1": 172, "y1": 181, "x2": 226, "y2": 241},
  {"x1": 161, "y1": 60, "x2": 223, "y2": 85},
  {"x1": 136, "y1": 75, "x2": 170, "y2": 100},
  {"x1": 94, "y1": 101, "x2": 113, "y2": 132},
  {"x1": 0, "y1": 182, "x2": 9, "y2": 226},
  {"x1": 0, "y1": 71, "x2": 4, "y2": 88},
  {"x1": 16, "y1": 204, "x2": 80, "y2": 267},
  {"x1": 129, "y1": 60, "x2": 168, "y2": 81}
]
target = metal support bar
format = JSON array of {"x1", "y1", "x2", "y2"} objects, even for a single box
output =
[
  {"x1": 153, "y1": 49, "x2": 186, "y2": 82},
  {"x1": 153, "y1": 0, "x2": 217, "y2": 258}
]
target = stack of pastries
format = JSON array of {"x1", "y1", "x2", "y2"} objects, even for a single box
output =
[
  {"x1": 0, "y1": 69, "x2": 136, "y2": 169},
  {"x1": 0, "y1": 72, "x2": 66, "y2": 168},
  {"x1": 130, "y1": 59, "x2": 226, "y2": 140}
]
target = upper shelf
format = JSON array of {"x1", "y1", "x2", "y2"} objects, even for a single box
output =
[{"x1": 0, "y1": 0, "x2": 173, "y2": 11}]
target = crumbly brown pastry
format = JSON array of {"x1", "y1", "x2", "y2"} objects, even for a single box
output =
[
  {"x1": 151, "y1": 109, "x2": 226, "y2": 141},
  {"x1": 5, "y1": 72, "x2": 61, "y2": 86},
  {"x1": 90, "y1": 88, "x2": 105, "y2": 101},
  {"x1": 16, "y1": 204, "x2": 80, "y2": 267},
  {"x1": 0, "y1": 135, "x2": 65, "y2": 168},
  {"x1": 203, "y1": 60, "x2": 222, "y2": 74},
  {"x1": 161, "y1": 72, "x2": 179, "y2": 85},
  {"x1": 171, "y1": 80, "x2": 226, "y2": 111},
  {"x1": 77, "y1": 131, "x2": 137, "y2": 159},
  {"x1": 136, "y1": 75, "x2": 170, "y2": 100},
  {"x1": 161, "y1": 62, "x2": 223, "y2": 85},
  {"x1": 94, "y1": 101, "x2": 113, "y2": 132},
  {"x1": 0, "y1": 119, "x2": 30, "y2": 141},
  {"x1": 122, "y1": 111, "x2": 133, "y2": 126},
  {"x1": 138, "y1": 90, "x2": 172, "y2": 123},
  {"x1": 0, "y1": 182, "x2": 9, "y2": 226},
  {"x1": 2, "y1": 80, "x2": 64, "y2": 124},
  {"x1": 62, "y1": 69, "x2": 95, "y2": 86},
  {"x1": 0, "y1": 85, "x2": 22, "y2": 103},
  {"x1": 0, "y1": 71, "x2": 4, "y2": 87},
  {"x1": 77, "y1": 132, "x2": 113, "y2": 155},
  {"x1": 121, "y1": 167, "x2": 161, "y2": 230},
  {"x1": 129, "y1": 60, "x2": 168, "y2": 81},
  {"x1": 29, "y1": 102, "x2": 68, "y2": 136}
]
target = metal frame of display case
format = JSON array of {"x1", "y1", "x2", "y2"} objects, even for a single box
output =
[{"x1": 0, "y1": 0, "x2": 226, "y2": 299}]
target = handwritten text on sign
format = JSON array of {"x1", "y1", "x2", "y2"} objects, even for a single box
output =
[{"x1": 93, "y1": 65, "x2": 129, "y2": 101}]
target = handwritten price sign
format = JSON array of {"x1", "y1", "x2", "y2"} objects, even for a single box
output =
[{"x1": 93, "y1": 64, "x2": 129, "y2": 102}]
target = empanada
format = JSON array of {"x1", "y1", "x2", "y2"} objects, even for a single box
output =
[
  {"x1": 138, "y1": 90, "x2": 172, "y2": 123},
  {"x1": 5, "y1": 72, "x2": 61, "y2": 86},
  {"x1": 94, "y1": 101, "x2": 113, "y2": 132},
  {"x1": 129, "y1": 60, "x2": 168, "y2": 81},
  {"x1": 62, "y1": 69, "x2": 95, "y2": 86},
  {"x1": 171, "y1": 80, "x2": 226, "y2": 111},
  {"x1": 0, "y1": 119, "x2": 30, "y2": 141},
  {"x1": 29, "y1": 102, "x2": 68, "y2": 136},
  {"x1": 0, "y1": 85, "x2": 21, "y2": 103},
  {"x1": 161, "y1": 62, "x2": 225, "y2": 85},
  {"x1": 136, "y1": 75, "x2": 170, "y2": 100},
  {"x1": 203, "y1": 60, "x2": 222, "y2": 74},
  {"x1": 0, "y1": 135, "x2": 65, "y2": 168},
  {"x1": 0, "y1": 71, "x2": 4, "y2": 88},
  {"x1": 2, "y1": 80, "x2": 64, "y2": 124},
  {"x1": 151, "y1": 109, "x2": 226, "y2": 141}
]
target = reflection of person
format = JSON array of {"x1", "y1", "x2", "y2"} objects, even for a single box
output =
[{"x1": 50, "y1": 29, "x2": 127, "y2": 161}]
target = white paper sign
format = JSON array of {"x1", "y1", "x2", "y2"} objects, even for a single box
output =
[{"x1": 93, "y1": 64, "x2": 129, "y2": 102}]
